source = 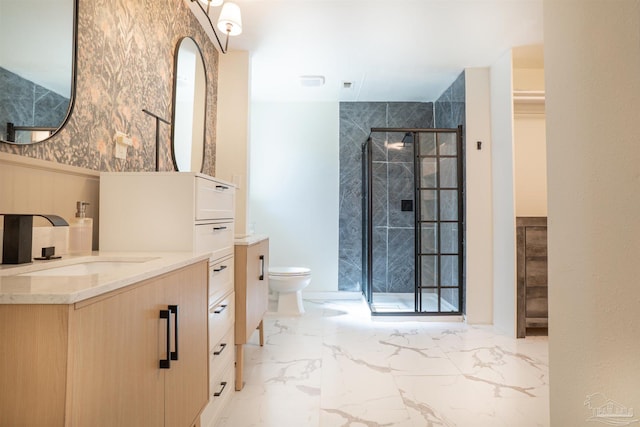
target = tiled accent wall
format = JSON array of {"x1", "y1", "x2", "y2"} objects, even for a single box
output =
[
  {"x1": 339, "y1": 73, "x2": 466, "y2": 295},
  {"x1": 0, "y1": 68, "x2": 70, "y2": 143},
  {"x1": 434, "y1": 71, "x2": 466, "y2": 307},
  {"x1": 339, "y1": 102, "x2": 434, "y2": 292},
  {"x1": 0, "y1": 0, "x2": 218, "y2": 175}
]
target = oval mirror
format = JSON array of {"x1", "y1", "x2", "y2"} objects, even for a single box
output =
[
  {"x1": 0, "y1": 0, "x2": 77, "y2": 144},
  {"x1": 171, "y1": 37, "x2": 206, "y2": 173}
]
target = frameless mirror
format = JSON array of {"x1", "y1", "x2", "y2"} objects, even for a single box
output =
[
  {"x1": 171, "y1": 37, "x2": 206, "y2": 173},
  {"x1": 0, "y1": 0, "x2": 77, "y2": 144}
]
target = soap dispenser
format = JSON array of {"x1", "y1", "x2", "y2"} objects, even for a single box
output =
[{"x1": 69, "y1": 201, "x2": 93, "y2": 256}]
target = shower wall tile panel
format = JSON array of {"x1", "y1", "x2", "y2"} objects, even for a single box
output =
[
  {"x1": 387, "y1": 227, "x2": 415, "y2": 293},
  {"x1": 372, "y1": 162, "x2": 389, "y2": 227},
  {"x1": 388, "y1": 162, "x2": 415, "y2": 229},
  {"x1": 434, "y1": 71, "x2": 466, "y2": 308},
  {"x1": 0, "y1": 0, "x2": 219, "y2": 176},
  {"x1": 0, "y1": 68, "x2": 69, "y2": 142},
  {"x1": 339, "y1": 101, "x2": 433, "y2": 292}
]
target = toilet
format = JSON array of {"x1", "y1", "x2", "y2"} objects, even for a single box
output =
[{"x1": 268, "y1": 267, "x2": 311, "y2": 315}]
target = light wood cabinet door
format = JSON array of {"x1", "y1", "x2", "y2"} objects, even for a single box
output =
[
  {"x1": 235, "y1": 239, "x2": 269, "y2": 344},
  {"x1": 68, "y1": 277, "x2": 166, "y2": 426},
  {"x1": 164, "y1": 262, "x2": 209, "y2": 427}
]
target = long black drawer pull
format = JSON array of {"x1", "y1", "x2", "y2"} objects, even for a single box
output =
[
  {"x1": 213, "y1": 226, "x2": 227, "y2": 231},
  {"x1": 214, "y1": 381, "x2": 227, "y2": 397},
  {"x1": 259, "y1": 255, "x2": 265, "y2": 281},
  {"x1": 213, "y1": 343, "x2": 227, "y2": 356},
  {"x1": 159, "y1": 309, "x2": 171, "y2": 369},
  {"x1": 215, "y1": 185, "x2": 229, "y2": 190},
  {"x1": 213, "y1": 304, "x2": 228, "y2": 314},
  {"x1": 213, "y1": 265, "x2": 228, "y2": 273},
  {"x1": 169, "y1": 305, "x2": 179, "y2": 361}
]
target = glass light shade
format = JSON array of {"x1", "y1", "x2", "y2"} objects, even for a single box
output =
[
  {"x1": 217, "y1": 2, "x2": 242, "y2": 36},
  {"x1": 199, "y1": 0, "x2": 224, "y2": 8}
]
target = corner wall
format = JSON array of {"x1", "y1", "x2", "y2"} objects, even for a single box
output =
[
  {"x1": 545, "y1": 0, "x2": 640, "y2": 423},
  {"x1": 464, "y1": 68, "x2": 494, "y2": 324},
  {"x1": 490, "y1": 51, "x2": 517, "y2": 335}
]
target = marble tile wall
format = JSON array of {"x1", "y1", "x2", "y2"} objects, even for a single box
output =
[
  {"x1": 0, "y1": 0, "x2": 218, "y2": 175},
  {"x1": 339, "y1": 102, "x2": 434, "y2": 293},
  {"x1": 434, "y1": 71, "x2": 466, "y2": 309},
  {"x1": 0, "y1": 68, "x2": 70, "y2": 143}
]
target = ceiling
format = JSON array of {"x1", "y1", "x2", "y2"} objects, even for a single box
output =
[{"x1": 207, "y1": 0, "x2": 544, "y2": 103}]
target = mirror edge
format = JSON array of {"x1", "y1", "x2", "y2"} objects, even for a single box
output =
[
  {"x1": 1, "y1": 0, "x2": 79, "y2": 146},
  {"x1": 170, "y1": 36, "x2": 207, "y2": 173}
]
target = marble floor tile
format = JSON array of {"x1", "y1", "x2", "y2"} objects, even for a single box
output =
[{"x1": 218, "y1": 299, "x2": 549, "y2": 427}]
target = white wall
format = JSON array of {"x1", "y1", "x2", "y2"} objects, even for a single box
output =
[
  {"x1": 490, "y1": 51, "x2": 517, "y2": 336},
  {"x1": 545, "y1": 0, "x2": 640, "y2": 424},
  {"x1": 216, "y1": 51, "x2": 250, "y2": 235},
  {"x1": 250, "y1": 102, "x2": 339, "y2": 292},
  {"x1": 464, "y1": 68, "x2": 494, "y2": 324},
  {"x1": 514, "y1": 114, "x2": 547, "y2": 216}
]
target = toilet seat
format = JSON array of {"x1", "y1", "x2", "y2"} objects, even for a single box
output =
[{"x1": 269, "y1": 267, "x2": 311, "y2": 277}]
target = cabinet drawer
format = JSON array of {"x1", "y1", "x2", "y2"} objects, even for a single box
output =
[
  {"x1": 210, "y1": 326, "x2": 235, "y2": 384},
  {"x1": 195, "y1": 222, "x2": 234, "y2": 260},
  {"x1": 210, "y1": 255, "x2": 234, "y2": 305},
  {"x1": 209, "y1": 293, "x2": 235, "y2": 348},
  {"x1": 200, "y1": 359, "x2": 235, "y2": 427},
  {"x1": 196, "y1": 178, "x2": 234, "y2": 220}
]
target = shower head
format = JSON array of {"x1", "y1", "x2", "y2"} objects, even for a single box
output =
[{"x1": 401, "y1": 132, "x2": 414, "y2": 145}]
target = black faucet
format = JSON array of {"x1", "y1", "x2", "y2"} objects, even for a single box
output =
[{"x1": 1, "y1": 214, "x2": 69, "y2": 265}]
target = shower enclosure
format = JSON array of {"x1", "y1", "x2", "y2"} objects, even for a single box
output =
[{"x1": 361, "y1": 127, "x2": 464, "y2": 314}]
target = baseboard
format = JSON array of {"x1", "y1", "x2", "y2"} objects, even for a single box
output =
[{"x1": 302, "y1": 291, "x2": 363, "y2": 300}]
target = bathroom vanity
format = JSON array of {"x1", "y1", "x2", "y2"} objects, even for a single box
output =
[
  {"x1": 0, "y1": 253, "x2": 210, "y2": 427},
  {"x1": 234, "y1": 235, "x2": 270, "y2": 390},
  {"x1": 99, "y1": 172, "x2": 236, "y2": 427}
]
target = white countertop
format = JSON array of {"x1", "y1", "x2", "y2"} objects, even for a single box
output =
[
  {"x1": 0, "y1": 252, "x2": 210, "y2": 304},
  {"x1": 234, "y1": 234, "x2": 269, "y2": 246}
]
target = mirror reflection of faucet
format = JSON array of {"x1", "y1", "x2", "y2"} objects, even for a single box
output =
[{"x1": 1, "y1": 214, "x2": 69, "y2": 265}]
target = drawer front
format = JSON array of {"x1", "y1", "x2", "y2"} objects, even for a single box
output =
[
  {"x1": 210, "y1": 255, "x2": 234, "y2": 305},
  {"x1": 200, "y1": 358, "x2": 235, "y2": 427},
  {"x1": 210, "y1": 326, "x2": 235, "y2": 384},
  {"x1": 195, "y1": 222, "x2": 234, "y2": 260},
  {"x1": 209, "y1": 293, "x2": 235, "y2": 348},
  {"x1": 196, "y1": 177, "x2": 234, "y2": 220}
]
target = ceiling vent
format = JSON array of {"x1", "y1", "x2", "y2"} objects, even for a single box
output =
[{"x1": 342, "y1": 81, "x2": 354, "y2": 89}]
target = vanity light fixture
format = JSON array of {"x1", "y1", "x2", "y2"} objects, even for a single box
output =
[{"x1": 191, "y1": 0, "x2": 242, "y2": 54}]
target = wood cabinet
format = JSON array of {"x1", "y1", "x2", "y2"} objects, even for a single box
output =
[
  {"x1": 99, "y1": 172, "x2": 237, "y2": 427},
  {"x1": 234, "y1": 237, "x2": 269, "y2": 390},
  {"x1": 0, "y1": 261, "x2": 208, "y2": 427},
  {"x1": 516, "y1": 217, "x2": 548, "y2": 338}
]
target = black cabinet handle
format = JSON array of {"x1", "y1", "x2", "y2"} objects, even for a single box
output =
[
  {"x1": 213, "y1": 265, "x2": 228, "y2": 273},
  {"x1": 213, "y1": 304, "x2": 228, "y2": 314},
  {"x1": 159, "y1": 309, "x2": 171, "y2": 369},
  {"x1": 213, "y1": 343, "x2": 227, "y2": 356},
  {"x1": 215, "y1": 185, "x2": 229, "y2": 190},
  {"x1": 169, "y1": 305, "x2": 179, "y2": 361},
  {"x1": 213, "y1": 226, "x2": 227, "y2": 231},
  {"x1": 214, "y1": 381, "x2": 227, "y2": 397},
  {"x1": 259, "y1": 255, "x2": 265, "y2": 281}
]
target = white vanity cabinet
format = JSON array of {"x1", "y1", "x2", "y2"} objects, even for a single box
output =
[{"x1": 100, "y1": 172, "x2": 236, "y2": 427}]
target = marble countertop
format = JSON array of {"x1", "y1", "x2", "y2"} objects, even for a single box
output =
[
  {"x1": 0, "y1": 251, "x2": 210, "y2": 304},
  {"x1": 234, "y1": 234, "x2": 269, "y2": 246}
]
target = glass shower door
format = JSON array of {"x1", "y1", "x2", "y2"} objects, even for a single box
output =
[{"x1": 416, "y1": 129, "x2": 463, "y2": 313}]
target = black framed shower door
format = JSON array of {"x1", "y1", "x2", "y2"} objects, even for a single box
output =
[{"x1": 362, "y1": 126, "x2": 464, "y2": 315}]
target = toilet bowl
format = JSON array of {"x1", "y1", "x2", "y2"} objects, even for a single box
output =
[{"x1": 268, "y1": 267, "x2": 311, "y2": 315}]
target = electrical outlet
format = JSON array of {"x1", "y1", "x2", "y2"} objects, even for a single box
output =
[{"x1": 114, "y1": 131, "x2": 133, "y2": 159}]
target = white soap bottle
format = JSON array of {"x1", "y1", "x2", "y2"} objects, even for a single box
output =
[{"x1": 68, "y1": 201, "x2": 93, "y2": 256}]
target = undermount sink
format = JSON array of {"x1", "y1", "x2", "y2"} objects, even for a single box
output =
[{"x1": 18, "y1": 258, "x2": 158, "y2": 277}]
